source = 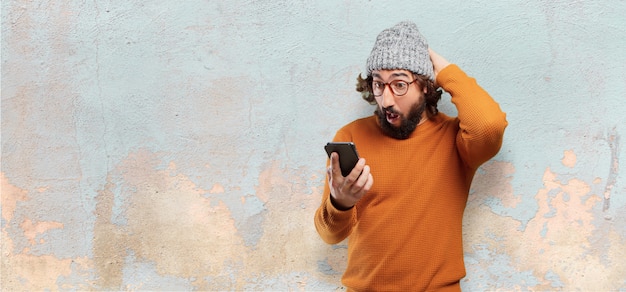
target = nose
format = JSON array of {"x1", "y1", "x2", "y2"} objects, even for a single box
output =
[{"x1": 380, "y1": 85, "x2": 395, "y2": 108}]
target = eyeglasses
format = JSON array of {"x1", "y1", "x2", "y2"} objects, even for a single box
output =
[{"x1": 372, "y1": 79, "x2": 417, "y2": 97}]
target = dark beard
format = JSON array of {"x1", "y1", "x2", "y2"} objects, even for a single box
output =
[{"x1": 376, "y1": 101, "x2": 426, "y2": 140}]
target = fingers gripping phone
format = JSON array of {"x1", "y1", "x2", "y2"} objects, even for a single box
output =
[{"x1": 324, "y1": 142, "x2": 360, "y2": 177}]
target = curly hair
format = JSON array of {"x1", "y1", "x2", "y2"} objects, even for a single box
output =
[{"x1": 356, "y1": 73, "x2": 442, "y2": 119}]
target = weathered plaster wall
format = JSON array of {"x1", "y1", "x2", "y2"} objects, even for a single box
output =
[{"x1": 2, "y1": 1, "x2": 625, "y2": 290}]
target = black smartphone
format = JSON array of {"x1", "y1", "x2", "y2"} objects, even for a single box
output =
[{"x1": 324, "y1": 142, "x2": 360, "y2": 177}]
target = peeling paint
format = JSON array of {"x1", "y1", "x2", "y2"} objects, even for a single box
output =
[
  {"x1": 561, "y1": 150, "x2": 576, "y2": 168},
  {"x1": 20, "y1": 219, "x2": 64, "y2": 246},
  {"x1": 465, "y1": 164, "x2": 626, "y2": 290},
  {"x1": 603, "y1": 128, "x2": 620, "y2": 212}
]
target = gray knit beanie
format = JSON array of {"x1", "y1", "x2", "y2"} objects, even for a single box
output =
[{"x1": 366, "y1": 21, "x2": 434, "y2": 80}]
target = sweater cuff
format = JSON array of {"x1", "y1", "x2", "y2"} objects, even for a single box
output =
[
  {"x1": 435, "y1": 64, "x2": 463, "y2": 86},
  {"x1": 325, "y1": 194, "x2": 355, "y2": 220}
]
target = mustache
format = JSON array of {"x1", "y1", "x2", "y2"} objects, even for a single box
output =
[{"x1": 380, "y1": 106, "x2": 400, "y2": 116}]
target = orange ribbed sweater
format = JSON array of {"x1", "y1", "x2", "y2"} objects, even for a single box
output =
[{"x1": 314, "y1": 65, "x2": 507, "y2": 291}]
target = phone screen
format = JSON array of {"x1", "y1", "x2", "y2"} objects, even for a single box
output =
[{"x1": 324, "y1": 142, "x2": 360, "y2": 177}]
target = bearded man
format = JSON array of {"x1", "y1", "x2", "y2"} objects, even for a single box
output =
[{"x1": 314, "y1": 21, "x2": 508, "y2": 291}]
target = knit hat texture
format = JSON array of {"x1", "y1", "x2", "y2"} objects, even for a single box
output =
[{"x1": 366, "y1": 21, "x2": 434, "y2": 80}]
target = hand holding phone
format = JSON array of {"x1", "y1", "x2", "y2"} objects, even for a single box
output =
[
  {"x1": 324, "y1": 142, "x2": 373, "y2": 210},
  {"x1": 324, "y1": 142, "x2": 360, "y2": 177}
]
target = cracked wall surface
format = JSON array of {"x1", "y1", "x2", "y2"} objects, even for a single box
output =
[{"x1": 2, "y1": 1, "x2": 625, "y2": 290}]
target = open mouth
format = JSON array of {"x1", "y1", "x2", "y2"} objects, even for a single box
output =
[{"x1": 385, "y1": 111, "x2": 400, "y2": 124}]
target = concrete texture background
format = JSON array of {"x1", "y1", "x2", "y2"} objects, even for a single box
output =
[{"x1": 2, "y1": 0, "x2": 625, "y2": 290}]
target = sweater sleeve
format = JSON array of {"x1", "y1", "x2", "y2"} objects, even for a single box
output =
[
  {"x1": 314, "y1": 182, "x2": 356, "y2": 244},
  {"x1": 313, "y1": 129, "x2": 357, "y2": 244},
  {"x1": 438, "y1": 64, "x2": 508, "y2": 169}
]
